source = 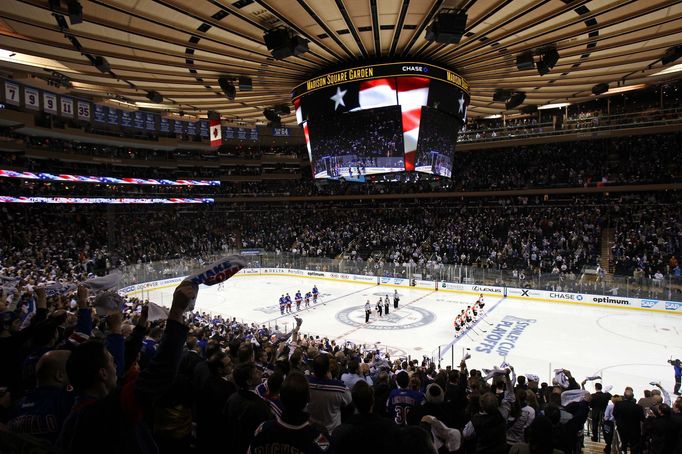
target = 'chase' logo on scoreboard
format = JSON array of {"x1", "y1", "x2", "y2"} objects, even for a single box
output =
[{"x1": 402, "y1": 65, "x2": 428, "y2": 73}]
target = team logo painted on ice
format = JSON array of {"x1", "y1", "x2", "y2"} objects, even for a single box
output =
[{"x1": 336, "y1": 306, "x2": 435, "y2": 330}]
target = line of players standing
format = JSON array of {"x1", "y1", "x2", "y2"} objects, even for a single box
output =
[
  {"x1": 278, "y1": 285, "x2": 320, "y2": 315},
  {"x1": 364, "y1": 290, "x2": 401, "y2": 323},
  {"x1": 453, "y1": 294, "x2": 486, "y2": 337}
]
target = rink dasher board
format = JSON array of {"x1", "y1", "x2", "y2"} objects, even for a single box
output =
[{"x1": 117, "y1": 269, "x2": 682, "y2": 315}]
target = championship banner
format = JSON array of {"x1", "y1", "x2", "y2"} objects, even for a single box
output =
[
  {"x1": 77, "y1": 100, "x2": 91, "y2": 121},
  {"x1": 43, "y1": 92, "x2": 58, "y2": 114},
  {"x1": 60, "y1": 97, "x2": 74, "y2": 117},
  {"x1": 209, "y1": 119, "x2": 222, "y2": 147},
  {"x1": 4, "y1": 81, "x2": 19, "y2": 105},
  {"x1": 24, "y1": 87, "x2": 40, "y2": 110}
]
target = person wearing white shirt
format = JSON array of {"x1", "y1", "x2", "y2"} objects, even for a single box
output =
[
  {"x1": 340, "y1": 360, "x2": 373, "y2": 390},
  {"x1": 603, "y1": 397, "x2": 616, "y2": 453}
]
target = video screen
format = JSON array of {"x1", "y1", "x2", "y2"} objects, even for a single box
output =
[
  {"x1": 308, "y1": 106, "x2": 404, "y2": 180},
  {"x1": 293, "y1": 66, "x2": 469, "y2": 179},
  {"x1": 414, "y1": 107, "x2": 461, "y2": 178}
]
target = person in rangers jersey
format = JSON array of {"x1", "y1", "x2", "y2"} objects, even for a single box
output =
[
  {"x1": 249, "y1": 373, "x2": 331, "y2": 454},
  {"x1": 279, "y1": 295, "x2": 286, "y2": 315},
  {"x1": 312, "y1": 285, "x2": 319, "y2": 303},
  {"x1": 386, "y1": 371, "x2": 425, "y2": 425},
  {"x1": 295, "y1": 291, "x2": 302, "y2": 311},
  {"x1": 304, "y1": 291, "x2": 312, "y2": 308},
  {"x1": 285, "y1": 293, "x2": 292, "y2": 314}
]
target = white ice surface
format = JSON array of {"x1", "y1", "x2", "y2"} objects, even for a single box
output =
[{"x1": 144, "y1": 275, "x2": 682, "y2": 397}]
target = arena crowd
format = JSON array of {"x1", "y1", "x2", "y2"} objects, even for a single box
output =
[{"x1": 1, "y1": 277, "x2": 682, "y2": 454}]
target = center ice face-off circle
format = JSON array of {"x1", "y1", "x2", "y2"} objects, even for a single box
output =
[{"x1": 336, "y1": 305, "x2": 436, "y2": 330}]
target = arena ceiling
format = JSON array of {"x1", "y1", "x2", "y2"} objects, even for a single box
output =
[{"x1": 0, "y1": 0, "x2": 681, "y2": 123}]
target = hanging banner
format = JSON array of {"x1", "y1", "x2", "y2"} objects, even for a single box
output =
[
  {"x1": 60, "y1": 97, "x2": 74, "y2": 117},
  {"x1": 4, "y1": 81, "x2": 19, "y2": 106},
  {"x1": 43, "y1": 92, "x2": 58, "y2": 114},
  {"x1": 24, "y1": 87, "x2": 40, "y2": 110},
  {"x1": 77, "y1": 100, "x2": 90, "y2": 121}
]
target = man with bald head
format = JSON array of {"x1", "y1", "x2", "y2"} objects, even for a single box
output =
[
  {"x1": 613, "y1": 386, "x2": 645, "y2": 453},
  {"x1": 8, "y1": 349, "x2": 73, "y2": 443}
]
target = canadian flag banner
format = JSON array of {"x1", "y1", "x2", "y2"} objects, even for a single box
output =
[{"x1": 209, "y1": 119, "x2": 222, "y2": 147}]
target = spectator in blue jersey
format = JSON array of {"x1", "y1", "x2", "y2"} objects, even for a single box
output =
[
  {"x1": 249, "y1": 372, "x2": 332, "y2": 454},
  {"x1": 462, "y1": 370, "x2": 515, "y2": 454},
  {"x1": 333, "y1": 380, "x2": 398, "y2": 453},
  {"x1": 8, "y1": 349, "x2": 73, "y2": 444},
  {"x1": 670, "y1": 359, "x2": 681, "y2": 396},
  {"x1": 307, "y1": 353, "x2": 352, "y2": 432},
  {"x1": 387, "y1": 370, "x2": 425, "y2": 426}
]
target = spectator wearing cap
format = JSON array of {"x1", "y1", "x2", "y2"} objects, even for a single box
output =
[
  {"x1": 408, "y1": 383, "x2": 448, "y2": 426},
  {"x1": 250, "y1": 373, "x2": 332, "y2": 454}
]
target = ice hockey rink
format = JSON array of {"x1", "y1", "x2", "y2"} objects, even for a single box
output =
[{"x1": 143, "y1": 273, "x2": 682, "y2": 397}]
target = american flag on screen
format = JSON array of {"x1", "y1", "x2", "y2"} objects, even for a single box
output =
[{"x1": 294, "y1": 77, "x2": 430, "y2": 171}]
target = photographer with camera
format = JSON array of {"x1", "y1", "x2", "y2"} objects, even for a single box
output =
[{"x1": 670, "y1": 359, "x2": 681, "y2": 396}]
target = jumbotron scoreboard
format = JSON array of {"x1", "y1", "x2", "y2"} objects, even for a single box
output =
[{"x1": 291, "y1": 62, "x2": 470, "y2": 180}]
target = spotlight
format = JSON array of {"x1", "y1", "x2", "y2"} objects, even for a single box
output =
[
  {"x1": 505, "y1": 92, "x2": 526, "y2": 110},
  {"x1": 238, "y1": 76, "x2": 252, "y2": 91},
  {"x1": 218, "y1": 76, "x2": 236, "y2": 100},
  {"x1": 93, "y1": 56, "x2": 110, "y2": 73},
  {"x1": 592, "y1": 83, "x2": 609, "y2": 95},
  {"x1": 66, "y1": 0, "x2": 83, "y2": 25},
  {"x1": 662, "y1": 45, "x2": 682, "y2": 65},
  {"x1": 537, "y1": 47, "x2": 559, "y2": 76},
  {"x1": 493, "y1": 89, "x2": 512, "y2": 103},
  {"x1": 263, "y1": 108, "x2": 280, "y2": 123},
  {"x1": 263, "y1": 27, "x2": 309, "y2": 60},
  {"x1": 274, "y1": 103, "x2": 290, "y2": 115},
  {"x1": 516, "y1": 51, "x2": 534, "y2": 71},
  {"x1": 425, "y1": 10, "x2": 467, "y2": 45},
  {"x1": 146, "y1": 90, "x2": 163, "y2": 103}
]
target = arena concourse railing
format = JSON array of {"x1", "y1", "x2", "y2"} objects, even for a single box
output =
[
  {"x1": 118, "y1": 251, "x2": 682, "y2": 303},
  {"x1": 457, "y1": 107, "x2": 682, "y2": 143}
]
